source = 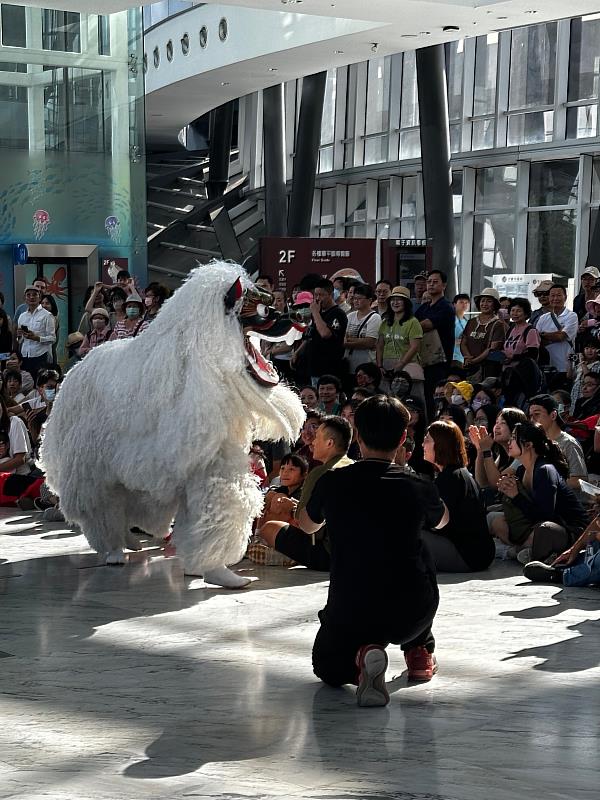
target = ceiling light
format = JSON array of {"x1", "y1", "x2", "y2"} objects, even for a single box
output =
[
  {"x1": 221, "y1": 81, "x2": 230, "y2": 86},
  {"x1": 334, "y1": 49, "x2": 344, "y2": 54},
  {"x1": 268, "y1": 67, "x2": 278, "y2": 71},
  {"x1": 419, "y1": 31, "x2": 431, "y2": 36},
  {"x1": 443, "y1": 25, "x2": 460, "y2": 32},
  {"x1": 371, "y1": 42, "x2": 379, "y2": 53}
]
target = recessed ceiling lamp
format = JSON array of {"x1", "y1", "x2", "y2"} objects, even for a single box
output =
[
  {"x1": 281, "y1": 0, "x2": 303, "y2": 4},
  {"x1": 221, "y1": 81, "x2": 230, "y2": 86},
  {"x1": 334, "y1": 49, "x2": 344, "y2": 54},
  {"x1": 443, "y1": 25, "x2": 460, "y2": 32},
  {"x1": 268, "y1": 67, "x2": 278, "y2": 71}
]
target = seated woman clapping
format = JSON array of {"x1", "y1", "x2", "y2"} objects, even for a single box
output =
[
  {"x1": 422, "y1": 420, "x2": 495, "y2": 572},
  {"x1": 492, "y1": 422, "x2": 588, "y2": 565},
  {"x1": 469, "y1": 407, "x2": 527, "y2": 490}
]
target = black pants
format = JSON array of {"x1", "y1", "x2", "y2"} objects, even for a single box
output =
[
  {"x1": 21, "y1": 355, "x2": 49, "y2": 380},
  {"x1": 312, "y1": 598, "x2": 438, "y2": 687},
  {"x1": 275, "y1": 524, "x2": 331, "y2": 571}
]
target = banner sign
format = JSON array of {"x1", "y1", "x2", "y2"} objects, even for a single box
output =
[{"x1": 260, "y1": 237, "x2": 377, "y2": 293}]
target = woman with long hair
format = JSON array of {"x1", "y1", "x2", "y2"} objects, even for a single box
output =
[
  {"x1": 493, "y1": 421, "x2": 588, "y2": 564},
  {"x1": 376, "y1": 287, "x2": 425, "y2": 409},
  {"x1": 469, "y1": 407, "x2": 527, "y2": 489},
  {"x1": 422, "y1": 420, "x2": 494, "y2": 572}
]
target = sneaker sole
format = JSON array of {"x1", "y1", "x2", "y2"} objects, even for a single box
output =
[{"x1": 357, "y1": 648, "x2": 390, "y2": 707}]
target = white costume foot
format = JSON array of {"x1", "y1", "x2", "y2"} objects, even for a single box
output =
[
  {"x1": 202, "y1": 566, "x2": 251, "y2": 589},
  {"x1": 105, "y1": 549, "x2": 126, "y2": 565}
]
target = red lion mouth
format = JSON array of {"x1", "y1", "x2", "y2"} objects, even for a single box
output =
[{"x1": 244, "y1": 338, "x2": 280, "y2": 386}]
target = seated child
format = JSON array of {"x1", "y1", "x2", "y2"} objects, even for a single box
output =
[{"x1": 246, "y1": 453, "x2": 308, "y2": 566}]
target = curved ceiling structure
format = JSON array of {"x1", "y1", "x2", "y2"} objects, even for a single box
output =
[{"x1": 143, "y1": 0, "x2": 600, "y2": 147}]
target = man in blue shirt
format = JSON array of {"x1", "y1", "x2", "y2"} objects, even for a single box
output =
[{"x1": 415, "y1": 270, "x2": 456, "y2": 417}]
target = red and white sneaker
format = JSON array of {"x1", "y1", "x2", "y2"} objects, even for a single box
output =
[
  {"x1": 355, "y1": 645, "x2": 390, "y2": 707},
  {"x1": 405, "y1": 646, "x2": 438, "y2": 682}
]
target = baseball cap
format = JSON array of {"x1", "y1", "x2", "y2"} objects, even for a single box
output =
[
  {"x1": 293, "y1": 291, "x2": 313, "y2": 307},
  {"x1": 448, "y1": 381, "x2": 474, "y2": 403},
  {"x1": 582, "y1": 266, "x2": 600, "y2": 280}
]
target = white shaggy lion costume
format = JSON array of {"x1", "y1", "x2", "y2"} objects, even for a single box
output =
[{"x1": 40, "y1": 261, "x2": 305, "y2": 588}]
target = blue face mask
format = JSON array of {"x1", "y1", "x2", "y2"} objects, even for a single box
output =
[
  {"x1": 333, "y1": 288, "x2": 341, "y2": 301},
  {"x1": 126, "y1": 307, "x2": 140, "y2": 319},
  {"x1": 45, "y1": 388, "x2": 56, "y2": 402}
]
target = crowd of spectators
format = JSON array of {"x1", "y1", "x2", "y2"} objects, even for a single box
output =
[
  {"x1": 0, "y1": 271, "x2": 170, "y2": 514},
  {"x1": 247, "y1": 267, "x2": 600, "y2": 595},
  {"x1": 4, "y1": 264, "x2": 600, "y2": 708},
  {"x1": 3, "y1": 265, "x2": 600, "y2": 597}
]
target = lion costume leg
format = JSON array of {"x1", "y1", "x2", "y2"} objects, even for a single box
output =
[{"x1": 172, "y1": 458, "x2": 263, "y2": 588}]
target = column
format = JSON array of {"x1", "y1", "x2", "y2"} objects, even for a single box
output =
[
  {"x1": 287, "y1": 71, "x2": 327, "y2": 237},
  {"x1": 416, "y1": 45, "x2": 458, "y2": 297},
  {"x1": 262, "y1": 83, "x2": 287, "y2": 236},
  {"x1": 207, "y1": 101, "x2": 234, "y2": 200}
]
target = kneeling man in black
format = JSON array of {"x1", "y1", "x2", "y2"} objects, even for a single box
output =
[{"x1": 296, "y1": 395, "x2": 448, "y2": 707}]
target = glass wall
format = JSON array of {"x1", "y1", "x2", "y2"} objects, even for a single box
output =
[
  {"x1": 0, "y1": 5, "x2": 147, "y2": 300},
  {"x1": 234, "y1": 12, "x2": 600, "y2": 293}
]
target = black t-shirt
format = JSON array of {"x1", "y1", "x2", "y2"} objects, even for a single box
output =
[
  {"x1": 416, "y1": 297, "x2": 456, "y2": 364},
  {"x1": 434, "y1": 466, "x2": 495, "y2": 571},
  {"x1": 306, "y1": 304, "x2": 348, "y2": 377},
  {"x1": 306, "y1": 460, "x2": 444, "y2": 629}
]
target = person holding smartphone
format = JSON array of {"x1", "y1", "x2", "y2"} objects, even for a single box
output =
[{"x1": 16, "y1": 286, "x2": 55, "y2": 379}]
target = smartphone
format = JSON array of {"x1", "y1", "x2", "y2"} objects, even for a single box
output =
[
  {"x1": 21, "y1": 401, "x2": 31, "y2": 410},
  {"x1": 20, "y1": 325, "x2": 29, "y2": 332}
]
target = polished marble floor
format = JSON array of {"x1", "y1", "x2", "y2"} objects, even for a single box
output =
[{"x1": 1, "y1": 507, "x2": 599, "y2": 800}]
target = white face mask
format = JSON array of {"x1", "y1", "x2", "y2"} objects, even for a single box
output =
[
  {"x1": 450, "y1": 393, "x2": 465, "y2": 406},
  {"x1": 44, "y1": 388, "x2": 56, "y2": 402}
]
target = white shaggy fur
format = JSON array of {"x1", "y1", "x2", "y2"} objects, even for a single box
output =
[{"x1": 40, "y1": 261, "x2": 305, "y2": 578}]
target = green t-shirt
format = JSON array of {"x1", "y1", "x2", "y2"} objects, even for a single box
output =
[{"x1": 379, "y1": 317, "x2": 423, "y2": 361}]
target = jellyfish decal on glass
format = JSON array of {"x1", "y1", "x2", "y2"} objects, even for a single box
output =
[
  {"x1": 104, "y1": 215, "x2": 121, "y2": 244},
  {"x1": 32, "y1": 209, "x2": 50, "y2": 240}
]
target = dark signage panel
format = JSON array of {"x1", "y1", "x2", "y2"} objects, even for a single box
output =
[
  {"x1": 260, "y1": 237, "x2": 377, "y2": 293},
  {"x1": 380, "y1": 239, "x2": 433, "y2": 291}
]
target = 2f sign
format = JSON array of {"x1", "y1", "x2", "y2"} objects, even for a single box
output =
[{"x1": 278, "y1": 249, "x2": 296, "y2": 264}]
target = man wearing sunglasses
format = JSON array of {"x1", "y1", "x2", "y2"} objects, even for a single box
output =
[{"x1": 529, "y1": 280, "x2": 553, "y2": 326}]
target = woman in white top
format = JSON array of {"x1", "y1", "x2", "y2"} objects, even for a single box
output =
[
  {"x1": 344, "y1": 284, "x2": 381, "y2": 375},
  {"x1": 0, "y1": 395, "x2": 46, "y2": 506},
  {"x1": 2, "y1": 405, "x2": 32, "y2": 475}
]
